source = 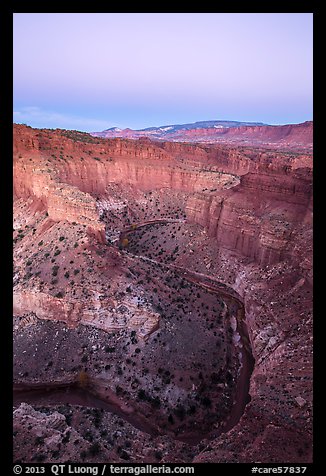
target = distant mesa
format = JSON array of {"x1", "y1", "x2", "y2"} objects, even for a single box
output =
[
  {"x1": 93, "y1": 119, "x2": 267, "y2": 138},
  {"x1": 91, "y1": 119, "x2": 313, "y2": 150}
]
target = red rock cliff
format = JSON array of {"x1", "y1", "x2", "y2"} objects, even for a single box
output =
[{"x1": 13, "y1": 124, "x2": 313, "y2": 463}]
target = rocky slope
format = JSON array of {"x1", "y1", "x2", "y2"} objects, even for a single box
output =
[{"x1": 13, "y1": 124, "x2": 313, "y2": 463}]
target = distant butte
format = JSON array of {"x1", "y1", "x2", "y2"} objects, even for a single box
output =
[{"x1": 13, "y1": 124, "x2": 312, "y2": 463}]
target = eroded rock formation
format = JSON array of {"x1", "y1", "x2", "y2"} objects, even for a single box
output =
[{"x1": 13, "y1": 124, "x2": 313, "y2": 463}]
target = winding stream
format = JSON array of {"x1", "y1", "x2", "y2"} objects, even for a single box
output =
[{"x1": 13, "y1": 224, "x2": 255, "y2": 445}]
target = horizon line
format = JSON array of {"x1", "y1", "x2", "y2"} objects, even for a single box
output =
[{"x1": 13, "y1": 118, "x2": 313, "y2": 133}]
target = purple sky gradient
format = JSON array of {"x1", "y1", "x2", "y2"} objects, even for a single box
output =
[{"x1": 13, "y1": 13, "x2": 313, "y2": 131}]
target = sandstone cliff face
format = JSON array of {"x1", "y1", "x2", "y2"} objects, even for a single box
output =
[
  {"x1": 185, "y1": 168, "x2": 312, "y2": 267},
  {"x1": 13, "y1": 124, "x2": 313, "y2": 463},
  {"x1": 13, "y1": 288, "x2": 159, "y2": 339},
  {"x1": 13, "y1": 290, "x2": 82, "y2": 326},
  {"x1": 14, "y1": 128, "x2": 105, "y2": 241},
  {"x1": 14, "y1": 125, "x2": 312, "y2": 265}
]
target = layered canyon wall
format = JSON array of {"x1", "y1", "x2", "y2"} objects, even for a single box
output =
[
  {"x1": 13, "y1": 124, "x2": 313, "y2": 462},
  {"x1": 13, "y1": 125, "x2": 312, "y2": 270}
]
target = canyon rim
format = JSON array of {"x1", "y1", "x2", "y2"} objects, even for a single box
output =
[{"x1": 13, "y1": 121, "x2": 313, "y2": 464}]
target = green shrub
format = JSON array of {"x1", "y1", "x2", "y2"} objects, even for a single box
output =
[
  {"x1": 52, "y1": 265, "x2": 59, "y2": 276},
  {"x1": 89, "y1": 442, "x2": 101, "y2": 456}
]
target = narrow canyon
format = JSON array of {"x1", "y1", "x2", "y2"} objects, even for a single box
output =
[{"x1": 13, "y1": 124, "x2": 313, "y2": 463}]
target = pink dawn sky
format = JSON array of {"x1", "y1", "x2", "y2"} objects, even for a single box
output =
[{"x1": 13, "y1": 13, "x2": 313, "y2": 132}]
